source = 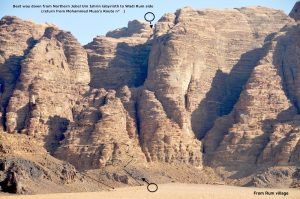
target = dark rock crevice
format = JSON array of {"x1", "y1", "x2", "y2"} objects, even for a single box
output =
[
  {"x1": 273, "y1": 25, "x2": 300, "y2": 114},
  {"x1": 46, "y1": 116, "x2": 70, "y2": 154},
  {"x1": 192, "y1": 47, "x2": 265, "y2": 140},
  {"x1": 0, "y1": 37, "x2": 38, "y2": 132}
]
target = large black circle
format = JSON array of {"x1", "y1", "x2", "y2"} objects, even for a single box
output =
[
  {"x1": 144, "y1": 12, "x2": 155, "y2": 22},
  {"x1": 147, "y1": 183, "x2": 158, "y2": 192}
]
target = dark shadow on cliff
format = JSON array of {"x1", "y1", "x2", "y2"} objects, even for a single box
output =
[
  {"x1": 0, "y1": 55, "x2": 23, "y2": 131},
  {"x1": 0, "y1": 37, "x2": 38, "y2": 132},
  {"x1": 199, "y1": 28, "x2": 296, "y2": 175},
  {"x1": 45, "y1": 116, "x2": 69, "y2": 154},
  {"x1": 15, "y1": 103, "x2": 30, "y2": 132},
  {"x1": 192, "y1": 47, "x2": 265, "y2": 140},
  {"x1": 272, "y1": 24, "x2": 300, "y2": 113},
  {"x1": 86, "y1": 41, "x2": 151, "y2": 89},
  {"x1": 190, "y1": 19, "x2": 300, "y2": 186}
]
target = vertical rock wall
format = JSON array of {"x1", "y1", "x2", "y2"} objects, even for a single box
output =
[{"x1": 1, "y1": 4, "x2": 299, "y2": 172}]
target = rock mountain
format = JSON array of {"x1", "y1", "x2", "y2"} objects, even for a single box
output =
[{"x1": 1, "y1": 2, "x2": 300, "y2": 193}]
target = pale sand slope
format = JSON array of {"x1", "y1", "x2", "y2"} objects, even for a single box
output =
[{"x1": 1, "y1": 183, "x2": 300, "y2": 199}]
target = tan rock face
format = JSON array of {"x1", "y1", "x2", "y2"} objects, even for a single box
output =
[
  {"x1": 84, "y1": 36, "x2": 151, "y2": 89},
  {"x1": 203, "y1": 21, "x2": 300, "y2": 168},
  {"x1": 0, "y1": 16, "x2": 47, "y2": 132},
  {"x1": 147, "y1": 6, "x2": 290, "y2": 137},
  {"x1": 138, "y1": 6, "x2": 290, "y2": 165},
  {"x1": 55, "y1": 87, "x2": 146, "y2": 170},
  {"x1": 106, "y1": 20, "x2": 152, "y2": 38},
  {"x1": 1, "y1": 22, "x2": 90, "y2": 153},
  {"x1": 138, "y1": 89, "x2": 202, "y2": 165},
  {"x1": 1, "y1": 3, "x2": 300, "y2": 176},
  {"x1": 261, "y1": 22, "x2": 300, "y2": 166}
]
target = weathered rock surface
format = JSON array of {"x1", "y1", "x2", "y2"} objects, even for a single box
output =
[
  {"x1": 0, "y1": 16, "x2": 47, "y2": 132},
  {"x1": 138, "y1": 89, "x2": 202, "y2": 165},
  {"x1": 2, "y1": 22, "x2": 90, "y2": 153},
  {"x1": 106, "y1": 20, "x2": 152, "y2": 38},
  {"x1": 1, "y1": 2, "x2": 300, "y2": 191},
  {"x1": 55, "y1": 87, "x2": 147, "y2": 170},
  {"x1": 138, "y1": 6, "x2": 290, "y2": 165},
  {"x1": 54, "y1": 21, "x2": 152, "y2": 169},
  {"x1": 84, "y1": 21, "x2": 151, "y2": 89},
  {"x1": 0, "y1": 133, "x2": 107, "y2": 194},
  {"x1": 203, "y1": 19, "x2": 300, "y2": 169},
  {"x1": 251, "y1": 167, "x2": 300, "y2": 188}
]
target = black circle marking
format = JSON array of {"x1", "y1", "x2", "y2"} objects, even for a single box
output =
[
  {"x1": 147, "y1": 183, "x2": 158, "y2": 193},
  {"x1": 144, "y1": 12, "x2": 155, "y2": 22}
]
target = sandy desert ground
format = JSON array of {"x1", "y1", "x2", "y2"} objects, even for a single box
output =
[{"x1": 1, "y1": 183, "x2": 300, "y2": 199}]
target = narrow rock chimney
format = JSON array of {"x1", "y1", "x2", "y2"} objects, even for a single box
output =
[{"x1": 289, "y1": 1, "x2": 300, "y2": 21}]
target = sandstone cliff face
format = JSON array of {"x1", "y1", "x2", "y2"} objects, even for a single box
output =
[
  {"x1": 0, "y1": 16, "x2": 47, "y2": 132},
  {"x1": 53, "y1": 21, "x2": 152, "y2": 169},
  {"x1": 1, "y1": 3, "x2": 300, "y2": 183},
  {"x1": 106, "y1": 20, "x2": 152, "y2": 39},
  {"x1": 138, "y1": 6, "x2": 290, "y2": 165},
  {"x1": 84, "y1": 20, "x2": 151, "y2": 89},
  {"x1": 203, "y1": 17, "x2": 300, "y2": 168},
  {"x1": 55, "y1": 87, "x2": 147, "y2": 169},
  {"x1": 84, "y1": 36, "x2": 150, "y2": 89},
  {"x1": 0, "y1": 19, "x2": 90, "y2": 153}
]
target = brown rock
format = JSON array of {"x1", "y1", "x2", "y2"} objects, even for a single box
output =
[
  {"x1": 106, "y1": 20, "x2": 152, "y2": 38},
  {"x1": 203, "y1": 18, "x2": 300, "y2": 168},
  {"x1": 0, "y1": 171, "x2": 23, "y2": 193},
  {"x1": 55, "y1": 88, "x2": 146, "y2": 170},
  {"x1": 84, "y1": 30, "x2": 151, "y2": 89},
  {"x1": 0, "y1": 16, "x2": 47, "y2": 132},
  {"x1": 139, "y1": 6, "x2": 290, "y2": 166},
  {"x1": 4, "y1": 25, "x2": 90, "y2": 153},
  {"x1": 1, "y1": 4, "x2": 300, "y2": 187}
]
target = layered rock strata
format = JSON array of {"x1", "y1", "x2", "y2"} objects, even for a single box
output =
[
  {"x1": 203, "y1": 15, "x2": 300, "y2": 168},
  {"x1": 0, "y1": 16, "x2": 47, "y2": 132},
  {"x1": 0, "y1": 4, "x2": 299, "y2": 174},
  {"x1": 138, "y1": 6, "x2": 291, "y2": 165},
  {"x1": 55, "y1": 87, "x2": 147, "y2": 169},
  {"x1": 0, "y1": 17, "x2": 90, "y2": 153},
  {"x1": 84, "y1": 20, "x2": 152, "y2": 89}
]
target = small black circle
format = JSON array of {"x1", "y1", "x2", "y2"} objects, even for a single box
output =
[
  {"x1": 144, "y1": 12, "x2": 155, "y2": 22},
  {"x1": 147, "y1": 183, "x2": 158, "y2": 192}
]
